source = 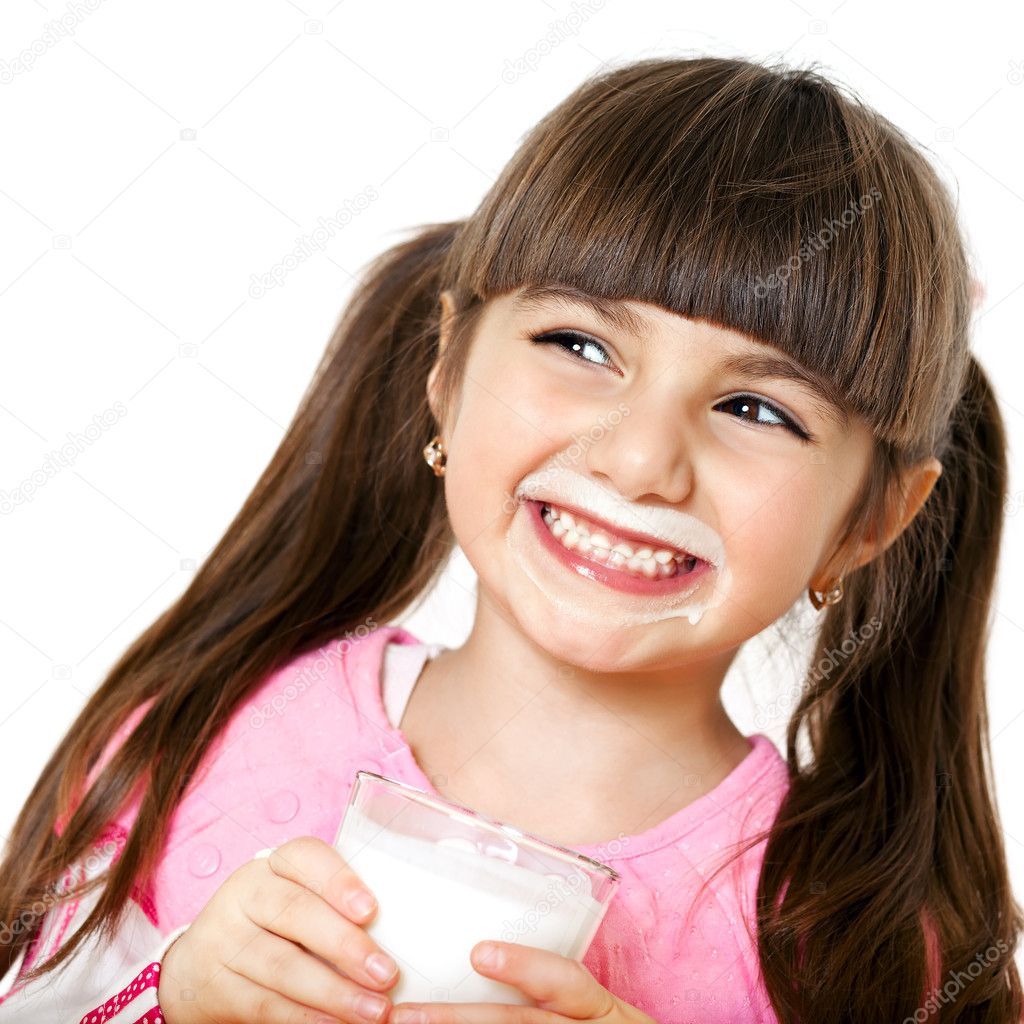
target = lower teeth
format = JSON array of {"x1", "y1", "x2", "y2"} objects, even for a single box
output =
[{"x1": 540, "y1": 503, "x2": 697, "y2": 579}]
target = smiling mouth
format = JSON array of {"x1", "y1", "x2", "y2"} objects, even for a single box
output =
[{"x1": 537, "y1": 500, "x2": 703, "y2": 581}]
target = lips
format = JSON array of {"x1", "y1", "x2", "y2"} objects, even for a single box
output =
[
  {"x1": 524, "y1": 498, "x2": 711, "y2": 597},
  {"x1": 540, "y1": 498, "x2": 703, "y2": 565}
]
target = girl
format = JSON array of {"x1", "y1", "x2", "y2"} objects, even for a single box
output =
[{"x1": 0, "y1": 54, "x2": 1021, "y2": 1023}]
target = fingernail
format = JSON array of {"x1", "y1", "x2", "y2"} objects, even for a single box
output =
[
  {"x1": 475, "y1": 941, "x2": 505, "y2": 968},
  {"x1": 347, "y1": 888, "x2": 376, "y2": 918},
  {"x1": 391, "y1": 1010, "x2": 429, "y2": 1024},
  {"x1": 364, "y1": 951, "x2": 397, "y2": 982},
  {"x1": 355, "y1": 993, "x2": 389, "y2": 1023}
]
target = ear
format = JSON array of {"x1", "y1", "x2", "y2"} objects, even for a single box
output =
[
  {"x1": 812, "y1": 455, "x2": 943, "y2": 589},
  {"x1": 867, "y1": 455, "x2": 943, "y2": 562},
  {"x1": 426, "y1": 289, "x2": 455, "y2": 427}
]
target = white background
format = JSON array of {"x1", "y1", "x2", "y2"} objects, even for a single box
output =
[{"x1": 1, "y1": 0, "x2": 1022, "y2": 978}]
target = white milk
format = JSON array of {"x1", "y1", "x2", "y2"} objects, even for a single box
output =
[{"x1": 335, "y1": 805, "x2": 606, "y2": 1003}]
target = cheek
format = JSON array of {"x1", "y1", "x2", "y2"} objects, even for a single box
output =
[
  {"x1": 719, "y1": 467, "x2": 834, "y2": 594},
  {"x1": 441, "y1": 365, "x2": 556, "y2": 544}
]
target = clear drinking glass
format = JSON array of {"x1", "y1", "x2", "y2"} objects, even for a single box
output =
[{"x1": 332, "y1": 770, "x2": 621, "y2": 1004}]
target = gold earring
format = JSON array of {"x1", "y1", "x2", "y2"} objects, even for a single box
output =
[
  {"x1": 422, "y1": 434, "x2": 446, "y2": 476},
  {"x1": 808, "y1": 576, "x2": 844, "y2": 610}
]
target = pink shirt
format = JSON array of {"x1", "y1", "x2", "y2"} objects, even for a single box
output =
[
  {"x1": 378, "y1": 635, "x2": 790, "y2": 1022},
  {"x1": 0, "y1": 623, "x2": 790, "y2": 1023}
]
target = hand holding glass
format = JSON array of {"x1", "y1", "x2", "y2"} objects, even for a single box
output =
[{"x1": 332, "y1": 771, "x2": 620, "y2": 1004}]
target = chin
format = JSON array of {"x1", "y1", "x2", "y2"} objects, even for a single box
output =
[{"x1": 509, "y1": 590, "x2": 655, "y2": 672}]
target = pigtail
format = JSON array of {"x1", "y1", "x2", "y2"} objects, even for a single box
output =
[
  {"x1": 0, "y1": 220, "x2": 464, "y2": 983},
  {"x1": 754, "y1": 353, "x2": 1023, "y2": 1022}
]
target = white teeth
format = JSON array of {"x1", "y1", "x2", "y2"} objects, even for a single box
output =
[
  {"x1": 540, "y1": 501, "x2": 698, "y2": 580},
  {"x1": 627, "y1": 555, "x2": 660, "y2": 579}
]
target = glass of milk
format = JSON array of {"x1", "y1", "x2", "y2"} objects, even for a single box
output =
[{"x1": 331, "y1": 771, "x2": 620, "y2": 1004}]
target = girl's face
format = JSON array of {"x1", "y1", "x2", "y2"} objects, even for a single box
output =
[{"x1": 428, "y1": 285, "x2": 876, "y2": 672}]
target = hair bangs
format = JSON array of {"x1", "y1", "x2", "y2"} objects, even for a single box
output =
[{"x1": 449, "y1": 58, "x2": 968, "y2": 454}]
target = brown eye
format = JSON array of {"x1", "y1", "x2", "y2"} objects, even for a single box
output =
[{"x1": 715, "y1": 394, "x2": 810, "y2": 441}]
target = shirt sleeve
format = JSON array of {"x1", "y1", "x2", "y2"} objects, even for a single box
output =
[{"x1": 0, "y1": 822, "x2": 191, "y2": 1023}]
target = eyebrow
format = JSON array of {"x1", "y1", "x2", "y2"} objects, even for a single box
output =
[
  {"x1": 512, "y1": 283, "x2": 851, "y2": 432},
  {"x1": 513, "y1": 284, "x2": 651, "y2": 341}
]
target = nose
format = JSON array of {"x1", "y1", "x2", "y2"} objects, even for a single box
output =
[{"x1": 583, "y1": 397, "x2": 695, "y2": 506}]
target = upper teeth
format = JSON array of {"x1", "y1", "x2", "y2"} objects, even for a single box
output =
[{"x1": 540, "y1": 501, "x2": 697, "y2": 577}]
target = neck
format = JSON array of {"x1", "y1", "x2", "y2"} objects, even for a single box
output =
[{"x1": 401, "y1": 597, "x2": 751, "y2": 846}]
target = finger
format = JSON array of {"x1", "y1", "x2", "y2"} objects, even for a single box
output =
[
  {"x1": 242, "y1": 866, "x2": 400, "y2": 992},
  {"x1": 269, "y1": 836, "x2": 383, "y2": 926},
  {"x1": 470, "y1": 940, "x2": 616, "y2": 1018},
  {"x1": 388, "y1": 942, "x2": 614, "y2": 1024},
  {"x1": 389, "y1": 1001, "x2": 562, "y2": 1024},
  {"x1": 186, "y1": 957, "x2": 346, "y2": 1024},
  {"x1": 226, "y1": 926, "x2": 393, "y2": 1024}
]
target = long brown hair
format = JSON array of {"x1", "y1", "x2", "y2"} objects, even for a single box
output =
[{"x1": 2, "y1": 56, "x2": 1020, "y2": 1021}]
